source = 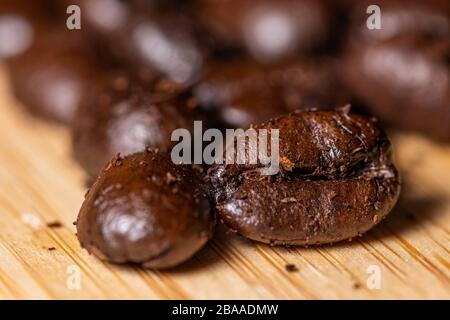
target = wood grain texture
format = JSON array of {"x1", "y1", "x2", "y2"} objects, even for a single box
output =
[{"x1": 0, "y1": 66, "x2": 448, "y2": 299}]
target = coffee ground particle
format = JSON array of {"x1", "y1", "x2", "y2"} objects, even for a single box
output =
[
  {"x1": 352, "y1": 283, "x2": 361, "y2": 290},
  {"x1": 47, "y1": 221, "x2": 63, "y2": 228},
  {"x1": 48, "y1": 247, "x2": 56, "y2": 251},
  {"x1": 285, "y1": 264, "x2": 298, "y2": 272}
]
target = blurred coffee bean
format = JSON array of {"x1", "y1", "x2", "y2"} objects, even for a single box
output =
[
  {"x1": 0, "y1": 0, "x2": 51, "y2": 60},
  {"x1": 196, "y1": 0, "x2": 331, "y2": 62},
  {"x1": 195, "y1": 57, "x2": 348, "y2": 128},
  {"x1": 68, "y1": 0, "x2": 204, "y2": 85},
  {"x1": 72, "y1": 76, "x2": 205, "y2": 177},
  {"x1": 6, "y1": 25, "x2": 106, "y2": 124},
  {"x1": 342, "y1": 0, "x2": 450, "y2": 141}
]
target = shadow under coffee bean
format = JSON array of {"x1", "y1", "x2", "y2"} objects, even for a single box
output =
[{"x1": 208, "y1": 108, "x2": 401, "y2": 245}]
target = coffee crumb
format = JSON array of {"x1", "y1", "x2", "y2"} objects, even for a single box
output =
[
  {"x1": 165, "y1": 172, "x2": 177, "y2": 184},
  {"x1": 328, "y1": 191, "x2": 338, "y2": 199},
  {"x1": 281, "y1": 197, "x2": 297, "y2": 203},
  {"x1": 280, "y1": 157, "x2": 295, "y2": 171},
  {"x1": 48, "y1": 247, "x2": 56, "y2": 251},
  {"x1": 339, "y1": 104, "x2": 352, "y2": 114},
  {"x1": 192, "y1": 164, "x2": 204, "y2": 173},
  {"x1": 47, "y1": 221, "x2": 63, "y2": 228},
  {"x1": 285, "y1": 263, "x2": 298, "y2": 272},
  {"x1": 352, "y1": 282, "x2": 361, "y2": 290},
  {"x1": 373, "y1": 214, "x2": 379, "y2": 223},
  {"x1": 187, "y1": 97, "x2": 199, "y2": 109},
  {"x1": 225, "y1": 228, "x2": 238, "y2": 235}
]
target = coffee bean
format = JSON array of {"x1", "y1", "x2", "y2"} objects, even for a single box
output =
[
  {"x1": 196, "y1": 0, "x2": 331, "y2": 62},
  {"x1": 7, "y1": 40, "x2": 99, "y2": 124},
  {"x1": 208, "y1": 108, "x2": 401, "y2": 245},
  {"x1": 0, "y1": 1, "x2": 48, "y2": 61},
  {"x1": 195, "y1": 57, "x2": 347, "y2": 128},
  {"x1": 76, "y1": 150, "x2": 215, "y2": 269},
  {"x1": 342, "y1": 0, "x2": 450, "y2": 141},
  {"x1": 72, "y1": 76, "x2": 204, "y2": 177}
]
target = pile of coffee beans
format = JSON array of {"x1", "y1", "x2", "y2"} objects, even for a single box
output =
[{"x1": 1, "y1": 0, "x2": 447, "y2": 268}]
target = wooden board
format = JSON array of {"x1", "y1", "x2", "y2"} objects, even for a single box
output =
[{"x1": 0, "y1": 65, "x2": 448, "y2": 300}]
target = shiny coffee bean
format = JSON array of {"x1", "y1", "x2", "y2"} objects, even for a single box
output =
[
  {"x1": 72, "y1": 76, "x2": 204, "y2": 177},
  {"x1": 69, "y1": 0, "x2": 204, "y2": 84},
  {"x1": 343, "y1": 37, "x2": 450, "y2": 141},
  {"x1": 208, "y1": 108, "x2": 401, "y2": 245},
  {"x1": 195, "y1": 57, "x2": 347, "y2": 128},
  {"x1": 77, "y1": 150, "x2": 215, "y2": 269}
]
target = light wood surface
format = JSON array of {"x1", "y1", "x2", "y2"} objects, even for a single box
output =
[{"x1": 0, "y1": 66, "x2": 448, "y2": 300}]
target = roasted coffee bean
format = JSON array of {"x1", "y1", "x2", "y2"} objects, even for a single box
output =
[
  {"x1": 343, "y1": 38, "x2": 450, "y2": 141},
  {"x1": 114, "y1": 13, "x2": 204, "y2": 85},
  {"x1": 208, "y1": 108, "x2": 401, "y2": 245},
  {"x1": 7, "y1": 35, "x2": 100, "y2": 124},
  {"x1": 77, "y1": 150, "x2": 215, "y2": 268},
  {"x1": 196, "y1": 0, "x2": 331, "y2": 62},
  {"x1": 0, "y1": 0, "x2": 49, "y2": 60},
  {"x1": 68, "y1": 0, "x2": 204, "y2": 85},
  {"x1": 195, "y1": 58, "x2": 347, "y2": 128},
  {"x1": 3, "y1": 0, "x2": 113, "y2": 125},
  {"x1": 342, "y1": 0, "x2": 450, "y2": 141},
  {"x1": 72, "y1": 76, "x2": 204, "y2": 177}
]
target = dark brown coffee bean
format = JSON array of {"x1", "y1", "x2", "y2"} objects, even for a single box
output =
[
  {"x1": 3, "y1": 0, "x2": 114, "y2": 125},
  {"x1": 208, "y1": 108, "x2": 401, "y2": 245},
  {"x1": 118, "y1": 14, "x2": 204, "y2": 85},
  {"x1": 72, "y1": 76, "x2": 203, "y2": 177},
  {"x1": 196, "y1": 0, "x2": 331, "y2": 62},
  {"x1": 195, "y1": 58, "x2": 347, "y2": 128},
  {"x1": 7, "y1": 37, "x2": 100, "y2": 124},
  {"x1": 76, "y1": 150, "x2": 215, "y2": 269},
  {"x1": 0, "y1": 1, "x2": 49, "y2": 60},
  {"x1": 68, "y1": 0, "x2": 204, "y2": 85},
  {"x1": 343, "y1": 38, "x2": 450, "y2": 141},
  {"x1": 342, "y1": 0, "x2": 450, "y2": 141}
]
